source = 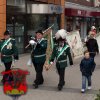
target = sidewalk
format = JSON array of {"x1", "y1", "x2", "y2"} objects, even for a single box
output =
[{"x1": 0, "y1": 54, "x2": 100, "y2": 100}]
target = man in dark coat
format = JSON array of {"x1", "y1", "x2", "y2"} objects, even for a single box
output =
[
  {"x1": 0, "y1": 31, "x2": 19, "y2": 83},
  {"x1": 29, "y1": 30, "x2": 47, "y2": 89},
  {"x1": 86, "y1": 34, "x2": 99, "y2": 59},
  {"x1": 50, "y1": 29, "x2": 73, "y2": 91}
]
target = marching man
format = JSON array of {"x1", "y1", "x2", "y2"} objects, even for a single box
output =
[
  {"x1": 29, "y1": 30, "x2": 47, "y2": 89},
  {"x1": 0, "y1": 31, "x2": 19, "y2": 83},
  {"x1": 50, "y1": 29, "x2": 73, "y2": 91}
]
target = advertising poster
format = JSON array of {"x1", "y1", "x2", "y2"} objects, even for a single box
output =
[
  {"x1": 66, "y1": 31, "x2": 84, "y2": 59},
  {"x1": 96, "y1": 33, "x2": 100, "y2": 52}
]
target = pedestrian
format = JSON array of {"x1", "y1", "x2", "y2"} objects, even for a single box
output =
[
  {"x1": 85, "y1": 26, "x2": 97, "y2": 42},
  {"x1": 86, "y1": 34, "x2": 99, "y2": 59},
  {"x1": 0, "y1": 31, "x2": 19, "y2": 83},
  {"x1": 29, "y1": 30, "x2": 47, "y2": 89},
  {"x1": 80, "y1": 50, "x2": 96, "y2": 93},
  {"x1": 89, "y1": 26, "x2": 97, "y2": 38},
  {"x1": 50, "y1": 29, "x2": 73, "y2": 91}
]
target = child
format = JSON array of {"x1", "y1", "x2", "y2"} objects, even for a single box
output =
[{"x1": 80, "y1": 50, "x2": 96, "y2": 93}]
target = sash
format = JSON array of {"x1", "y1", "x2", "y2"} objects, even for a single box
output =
[
  {"x1": 1, "y1": 38, "x2": 11, "y2": 52},
  {"x1": 33, "y1": 38, "x2": 45, "y2": 50},
  {"x1": 57, "y1": 45, "x2": 69, "y2": 60},
  {"x1": 37, "y1": 38, "x2": 44, "y2": 44},
  {"x1": 50, "y1": 30, "x2": 54, "y2": 49}
]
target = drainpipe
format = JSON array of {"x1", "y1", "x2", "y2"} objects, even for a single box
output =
[{"x1": 60, "y1": 0, "x2": 65, "y2": 29}]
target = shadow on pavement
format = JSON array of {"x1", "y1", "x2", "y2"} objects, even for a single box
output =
[{"x1": 28, "y1": 84, "x2": 99, "y2": 95}]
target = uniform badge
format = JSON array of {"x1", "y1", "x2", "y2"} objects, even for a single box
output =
[{"x1": 7, "y1": 42, "x2": 12, "y2": 49}]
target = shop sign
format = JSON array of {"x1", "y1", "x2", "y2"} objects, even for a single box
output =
[
  {"x1": 77, "y1": 10, "x2": 82, "y2": 15},
  {"x1": 49, "y1": 4, "x2": 63, "y2": 14},
  {"x1": 77, "y1": 10, "x2": 86, "y2": 16},
  {"x1": 27, "y1": 4, "x2": 49, "y2": 14},
  {"x1": 27, "y1": 4, "x2": 63, "y2": 14}
]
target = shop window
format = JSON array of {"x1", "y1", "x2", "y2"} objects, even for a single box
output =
[
  {"x1": 66, "y1": 17, "x2": 73, "y2": 32},
  {"x1": 7, "y1": 0, "x2": 25, "y2": 6}
]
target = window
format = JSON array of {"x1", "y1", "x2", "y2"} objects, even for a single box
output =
[
  {"x1": 15, "y1": 0, "x2": 25, "y2": 5},
  {"x1": 7, "y1": 0, "x2": 25, "y2": 6}
]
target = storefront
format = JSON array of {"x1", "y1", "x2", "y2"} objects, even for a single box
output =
[
  {"x1": 26, "y1": 4, "x2": 62, "y2": 36},
  {"x1": 6, "y1": 1, "x2": 63, "y2": 53},
  {"x1": 65, "y1": 8, "x2": 100, "y2": 41}
]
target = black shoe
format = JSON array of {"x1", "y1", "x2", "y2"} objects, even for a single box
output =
[
  {"x1": 38, "y1": 82, "x2": 44, "y2": 85},
  {"x1": 34, "y1": 80, "x2": 36, "y2": 83},
  {"x1": 33, "y1": 84, "x2": 38, "y2": 89},
  {"x1": 58, "y1": 85, "x2": 63, "y2": 91},
  {"x1": 63, "y1": 82, "x2": 65, "y2": 86},
  {"x1": 58, "y1": 81, "x2": 65, "y2": 86}
]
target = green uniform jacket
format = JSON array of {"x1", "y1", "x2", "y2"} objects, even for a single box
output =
[
  {"x1": 50, "y1": 43, "x2": 73, "y2": 68},
  {"x1": 31, "y1": 38, "x2": 47, "y2": 63},
  {"x1": 0, "y1": 38, "x2": 19, "y2": 63}
]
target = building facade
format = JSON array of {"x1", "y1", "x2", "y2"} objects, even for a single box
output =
[
  {"x1": 0, "y1": 0, "x2": 6, "y2": 39},
  {"x1": 65, "y1": 0, "x2": 100, "y2": 40},
  {"x1": 0, "y1": 0, "x2": 100, "y2": 53},
  {"x1": 6, "y1": 0, "x2": 63, "y2": 53}
]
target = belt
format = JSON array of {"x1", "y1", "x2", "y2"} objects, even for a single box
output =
[
  {"x1": 58, "y1": 59, "x2": 67, "y2": 63},
  {"x1": 1, "y1": 54, "x2": 13, "y2": 57},
  {"x1": 34, "y1": 54, "x2": 46, "y2": 57}
]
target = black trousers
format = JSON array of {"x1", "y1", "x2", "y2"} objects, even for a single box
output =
[
  {"x1": 56, "y1": 66, "x2": 65, "y2": 86},
  {"x1": 33, "y1": 62, "x2": 44, "y2": 85},
  {"x1": 3, "y1": 61, "x2": 12, "y2": 82}
]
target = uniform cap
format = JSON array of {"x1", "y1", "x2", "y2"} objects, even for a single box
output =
[
  {"x1": 36, "y1": 30, "x2": 43, "y2": 35},
  {"x1": 4, "y1": 31, "x2": 11, "y2": 35}
]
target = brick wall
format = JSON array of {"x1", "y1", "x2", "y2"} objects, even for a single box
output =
[{"x1": 0, "y1": 0, "x2": 6, "y2": 39}]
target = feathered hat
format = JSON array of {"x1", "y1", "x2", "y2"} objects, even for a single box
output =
[
  {"x1": 91, "y1": 26, "x2": 96, "y2": 30},
  {"x1": 55, "y1": 29, "x2": 67, "y2": 41}
]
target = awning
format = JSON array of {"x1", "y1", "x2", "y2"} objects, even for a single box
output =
[{"x1": 65, "y1": 8, "x2": 100, "y2": 17}]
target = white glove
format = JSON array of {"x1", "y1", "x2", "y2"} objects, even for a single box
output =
[
  {"x1": 29, "y1": 40, "x2": 36, "y2": 45},
  {"x1": 50, "y1": 62, "x2": 54, "y2": 65}
]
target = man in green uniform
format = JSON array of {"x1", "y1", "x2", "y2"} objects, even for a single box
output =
[
  {"x1": 29, "y1": 30, "x2": 47, "y2": 89},
  {"x1": 0, "y1": 31, "x2": 19, "y2": 83},
  {"x1": 50, "y1": 29, "x2": 73, "y2": 91}
]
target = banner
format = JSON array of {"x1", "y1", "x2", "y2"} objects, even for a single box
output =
[
  {"x1": 96, "y1": 33, "x2": 100, "y2": 52},
  {"x1": 66, "y1": 31, "x2": 84, "y2": 59}
]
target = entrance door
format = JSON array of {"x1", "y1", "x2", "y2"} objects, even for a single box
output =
[{"x1": 7, "y1": 24, "x2": 24, "y2": 54}]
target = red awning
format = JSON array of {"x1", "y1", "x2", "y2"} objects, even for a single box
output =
[
  {"x1": 65, "y1": 8, "x2": 100, "y2": 17},
  {"x1": 92, "y1": 12, "x2": 100, "y2": 16}
]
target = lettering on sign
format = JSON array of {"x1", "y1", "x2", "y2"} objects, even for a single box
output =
[{"x1": 78, "y1": 10, "x2": 81, "y2": 15}]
